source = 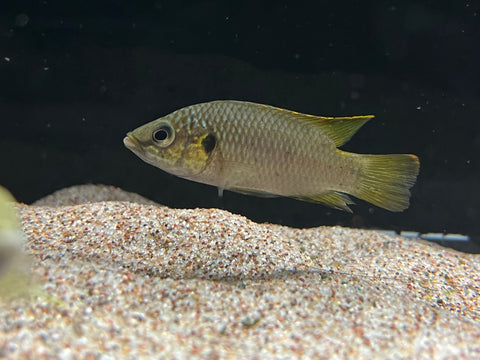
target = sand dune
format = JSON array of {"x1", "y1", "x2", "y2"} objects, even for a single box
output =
[{"x1": 1, "y1": 185, "x2": 479, "y2": 359}]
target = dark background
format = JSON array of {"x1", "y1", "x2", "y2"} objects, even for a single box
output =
[{"x1": 1, "y1": 1, "x2": 479, "y2": 252}]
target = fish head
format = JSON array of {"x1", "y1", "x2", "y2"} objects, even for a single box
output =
[{"x1": 124, "y1": 113, "x2": 217, "y2": 178}]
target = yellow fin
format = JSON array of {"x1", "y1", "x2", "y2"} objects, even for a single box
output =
[
  {"x1": 294, "y1": 192, "x2": 355, "y2": 212},
  {"x1": 254, "y1": 103, "x2": 374, "y2": 147},
  {"x1": 238, "y1": 102, "x2": 374, "y2": 147},
  {"x1": 0, "y1": 186, "x2": 31, "y2": 301},
  {"x1": 0, "y1": 186, "x2": 64, "y2": 306},
  {"x1": 346, "y1": 152, "x2": 420, "y2": 212},
  {"x1": 299, "y1": 114, "x2": 374, "y2": 147}
]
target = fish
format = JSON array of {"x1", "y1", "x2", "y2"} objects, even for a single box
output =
[
  {"x1": 124, "y1": 100, "x2": 420, "y2": 212},
  {"x1": 0, "y1": 186, "x2": 62, "y2": 304},
  {"x1": 0, "y1": 186, "x2": 32, "y2": 300}
]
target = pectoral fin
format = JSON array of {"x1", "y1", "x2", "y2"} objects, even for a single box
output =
[
  {"x1": 229, "y1": 187, "x2": 278, "y2": 198},
  {"x1": 293, "y1": 192, "x2": 355, "y2": 212},
  {"x1": 218, "y1": 160, "x2": 258, "y2": 189},
  {"x1": 216, "y1": 160, "x2": 279, "y2": 198}
]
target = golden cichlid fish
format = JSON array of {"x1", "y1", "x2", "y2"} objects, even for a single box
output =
[
  {"x1": 124, "y1": 100, "x2": 420, "y2": 212},
  {"x1": 0, "y1": 186, "x2": 31, "y2": 300},
  {"x1": 0, "y1": 186, "x2": 62, "y2": 304}
]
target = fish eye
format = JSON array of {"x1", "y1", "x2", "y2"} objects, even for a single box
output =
[{"x1": 152, "y1": 123, "x2": 175, "y2": 147}]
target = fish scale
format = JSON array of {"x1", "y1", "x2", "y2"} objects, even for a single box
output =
[
  {"x1": 124, "y1": 100, "x2": 419, "y2": 212},
  {"x1": 197, "y1": 101, "x2": 348, "y2": 195}
]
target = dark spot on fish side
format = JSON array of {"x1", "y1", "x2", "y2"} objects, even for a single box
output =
[{"x1": 202, "y1": 133, "x2": 216, "y2": 153}]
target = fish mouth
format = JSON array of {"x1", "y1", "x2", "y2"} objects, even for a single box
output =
[
  {"x1": 123, "y1": 133, "x2": 141, "y2": 151},
  {"x1": 124, "y1": 132, "x2": 155, "y2": 165},
  {"x1": 123, "y1": 132, "x2": 148, "y2": 160}
]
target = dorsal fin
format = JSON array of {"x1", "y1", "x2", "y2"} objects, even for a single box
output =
[
  {"x1": 295, "y1": 114, "x2": 374, "y2": 147},
  {"x1": 229, "y1": 101, "x2": 374, "y2": 147},
  {"x1": 253, "y1": 103, "x2": 374, "y2": 148}
]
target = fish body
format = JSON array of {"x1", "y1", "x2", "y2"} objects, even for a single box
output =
[
  {"x1": 124, "y1": 100, "x2": 419, "y2": 212},
  {"x1": 0, "y1": 186, "x2": 31, "y2": 300},
  {"x1": 0, "y1": 186, "x2": 61, "y2": 304}
]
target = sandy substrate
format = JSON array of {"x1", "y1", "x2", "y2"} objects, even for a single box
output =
[{"x1": 1, "y1": 184, "x2": 479, "y2": 359}]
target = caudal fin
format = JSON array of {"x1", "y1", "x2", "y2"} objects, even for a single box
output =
[{"x1": 349, "y1": 153, "x2": 420, "y2": 212}]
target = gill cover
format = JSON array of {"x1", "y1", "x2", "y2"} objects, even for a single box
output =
[{"x1": 181, "y1": 132, "x2": 216, "y2": 175}]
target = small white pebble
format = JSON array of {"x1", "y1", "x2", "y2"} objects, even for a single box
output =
[
  {"x1": 58, "y1": 348, "x2": 72, "y2": 360},
  {"x1": 100, "y1": 355, "x2": 115, "y2": 360}
]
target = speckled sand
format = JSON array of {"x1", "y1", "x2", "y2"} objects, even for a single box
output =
[{"x1": 1, "y1": 184, "x2": 479, "y2": 359}]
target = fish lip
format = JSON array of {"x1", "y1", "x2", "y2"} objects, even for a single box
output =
[
  {"x1": 123, "y1": 132, "x2": 141, "y2": 151},
  {"x1": 124, "y1": 133, "x2": 152, "y2": 163}
]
